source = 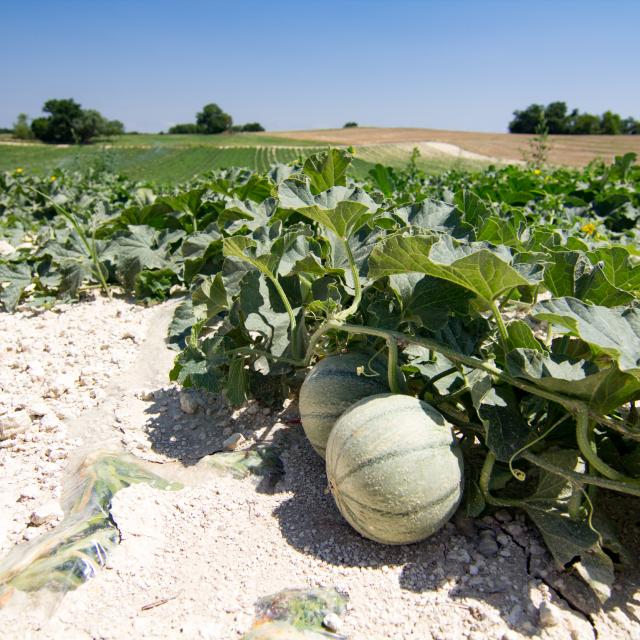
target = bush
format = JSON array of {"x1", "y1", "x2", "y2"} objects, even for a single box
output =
[
  {"x1": 13, "y1": 113, "x2": 34, "y2": 140},
  {"x1": 168, "y1": 123, "x2": 202, "y2": 134},
  {"x1": 344, "y1": 122, "x2": 358, "y2": 128},
  {"x1": 241, "y1": 122, "x2": 265, "y2": 132}
]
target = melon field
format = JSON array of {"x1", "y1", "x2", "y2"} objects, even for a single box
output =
[{"x1": 1, "y1": 148, "x2": 640, "y2": 639}]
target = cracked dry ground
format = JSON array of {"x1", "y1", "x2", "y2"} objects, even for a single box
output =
[{"x1": 1, "y1": 296, "x2": 640, "y2": 639}]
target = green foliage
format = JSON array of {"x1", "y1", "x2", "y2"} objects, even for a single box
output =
[
  {"x1": 196, "y1": 103, "x2": 233, "y2": 134},
  {"x1": 510, "y1": 101, "x2": 639, "y2": 135},
  {"x1": 2, "y1": 149, "x2": 640, "y2": 599},
  {"x1": 12, "y1": 113, "x2": 34, "y2": 140},
  {"x1": 343, "y1": 121, "x2": 358, "y2": 128},
  {"x1": 168, "y1": 123, "x2": 202, "y2": 134},
  {"x1": 240, "y1": 122, "x2": 265, "y2": 132},
  {"x1": 29, "y1": 98, "x2": 124, "y2": 144}
]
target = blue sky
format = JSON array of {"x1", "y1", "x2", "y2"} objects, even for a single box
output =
[{"x1": 2, "y1": 0, "x2": 639, "y2": 133}]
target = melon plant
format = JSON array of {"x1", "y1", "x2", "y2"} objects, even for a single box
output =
[
  {"x1": 326, "y1": 393, "x2": 463, "y2": 545},
  {"x1": 298, "y1": 352, "x2": 388, "y2": 459}
]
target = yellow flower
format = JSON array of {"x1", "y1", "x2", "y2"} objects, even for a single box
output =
[
  {"x1": 15, "y1": 168, "x2": 23, "y2": 174},
  {"x1": 533, "y1": 168, "x2": 541, "y2": 175},
  {"x1": 50, "y1": 175, "x2": 57, "y2": 182},
  {"x1": 581, "y1": 222, "x2": 596, "y2": 236}
]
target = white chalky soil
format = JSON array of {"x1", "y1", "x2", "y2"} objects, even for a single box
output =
[{"x1": 0, "y1": 295, "x2": 639, "y2": 640}]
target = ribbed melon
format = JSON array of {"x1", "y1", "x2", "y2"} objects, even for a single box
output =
[
  {"x1": 326, "y1": 393, "x2": 463, "y2": 545},
  {"x1": 299, "y1": 353, "x2": 388, "y2": 459}
]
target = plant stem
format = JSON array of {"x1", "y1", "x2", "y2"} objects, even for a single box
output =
[
  {"x1": 385, "y1": 334, "x2": 401, "y2": 393},
  {"x1": 522, "y1": 451, "x2": 640, "y2": 497},
  {"x1": 479, "y1": 452, "x2": 520, "y2": 507},
  {"x1": 575, "y1": 409, "x2": 639, "y2": 484},
  {"x1": 490, "y1": 300, "x2": 509, "y2": 350},
  {"x1": 336, "y1": 239, "x2": 362, "y2": 321},
  {"x1": 267, "y1": 274, "x2": 297, "y2": 345}
]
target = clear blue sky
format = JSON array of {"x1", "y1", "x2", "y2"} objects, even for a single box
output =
[{"x1": 2, "y1": 0, "x2": 638, "y2": 133}]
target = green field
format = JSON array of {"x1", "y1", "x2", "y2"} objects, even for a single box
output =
[{"x1": 0, "y1": 133, "x2": 488, "y2": 183}]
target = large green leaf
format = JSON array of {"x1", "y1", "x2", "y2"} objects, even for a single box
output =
[
  {"x1": 302, "y1": 148, "x2": 352, "y2": 194},
  {"x1": 507, "y1": 348, "x2": 640, "y2": 413},
  {"x1": 369, "y1": 232, "x2": 542, "y2": 303},
  {"x1": 533, "y1": 297, "x2": 640, "y2": 377},
  {"x1": 470, "y1": 375, "x2": 532, "y2": 461},
  {"x1": 391, "y1": 200, "x2": 470, "y2": 238},
  {"x1": 522, "y1": 449, "x2": 613, "y2": 602}
]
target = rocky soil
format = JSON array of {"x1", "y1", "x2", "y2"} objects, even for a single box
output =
[{"x1": 1, "y1": 295, "x2": 639, "y2": 639}]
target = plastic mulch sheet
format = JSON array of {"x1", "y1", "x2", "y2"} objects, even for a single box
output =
[{"x1": 242, "y1": 589, "x2": 348, "y2": 639}]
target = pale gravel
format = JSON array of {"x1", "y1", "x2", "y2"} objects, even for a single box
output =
[{"x1": 0, "y1": 295, "x2": 639, "y2": 639}]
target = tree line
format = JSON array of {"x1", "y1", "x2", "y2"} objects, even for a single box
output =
[
  {"x1": 168, "y1": 103, "x2": 264, "y2": 134},
  {"x1": 13, "y1": 99, "x2": 124, "y2": 144},
  {"x1": 509, "y1": 102, "x2": 639, "y2": 135}
]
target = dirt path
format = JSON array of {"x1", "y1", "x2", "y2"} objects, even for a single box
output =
[{"x1": 1, "y1": 297, "x2": 639, "y2": 639}]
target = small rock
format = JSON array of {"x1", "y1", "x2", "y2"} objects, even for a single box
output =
[
  {"x1": 179, "y1": 390, "x2": 200, "y2": 415},
  {"x1": 27, "y1": 361, "x2": 46, "y2": 381},
  {"x1": 494, "y1": 509, "x2": 513, "y2": 523},
  {"x1": 538, "y1": 601, "x2": 561, "y2": 627},
  {"x1": 28, "y1": 401, "x2": 51, "y2": 418},
  {"x1": 468, "y1": 564, "x2": 479, "y2": 576},
  {"x1": 45, "y1": 374, "x2": 76, "y2": 398},
  {"x1": 477, "y1": 532, "x2": 499, "y2": 558},
  {"x1": 30, "y1": 501, "x2": 64, "y2": 526},
  {"x1": 121, "y1": 330, "x2": 139, "y2": 342},
  {"x1": 138, "y1": 390, "x2": 155, "y2": 401},
  {"x1": 222, "y1": 433, "x2": 245, "y2": 451},
  {"x1": 496, "y1": 533, "x2": 511, "y2": 546},
  {"x1": 1, "y1": 410, "x2": 32, "y2": 440},
  {"x1": 18, "y1": 484, "x2": 40, "y2": 501},
  {"x1": 22, "y1": 528, "x2": 40, "y2": 542},
  {"x1": 322, "y1": 613, "x2": 342, "y2": 633},
  {"x1": 447, "y1": 548, "x2": 471, "y2": 564},
  {"x1": 40, "y1": 413, "x2": 61, "y2": 432}
]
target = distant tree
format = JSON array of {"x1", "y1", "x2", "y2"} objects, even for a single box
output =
[
  {"x1": 509, "y1": 104, "x2": 545, "y2": 133},
  {"x1": 103, "y1": 119, "x2": 125, "y2": 136},
  {"x1": 343, "y1": 122, "x2": 358, "y2": 128},
  {"x1": 29, "y1": 98, "x2": 121, "y2": 143},
  {"x1": 13, "y1": 113, "x2": 34, "y2": 140},
  {"x1": 600, "y1": 111, "x2": 623, "y2": 135},
  {"x1": 544, "y1": 101, "x2": 572, "y2": 134},
  {"x1": 241, "y1": 122, "x2": 265, "y2": 132},
  {"x1": 570, "y1": 113, "x2": 601, "y2": 135},
  {"x1": 622, "y1": 117, "x2": 640, "y2": 135},
  {"x1": 31, "y1": 98, "x2": 83, "y2": 143},
  {"x1": 168, "y1": 123, "x2": 202, "y2": 134},
  {"x1": 73, "y1": 109, "x2": 107, "y2": 144},
  {"x1": 196, "y1": 103, "x2": 232, "y2": 134}
]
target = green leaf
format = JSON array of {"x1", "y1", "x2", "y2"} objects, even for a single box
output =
[
  {"x1": 392, "y1": 200, "x2": 470, "y2": 238},
  {"x1": 587, "y1": 246, "x2": 640, "y2": 294},
  {"x1": 167, "y1": 299, "x2": 195, "y2": 350},
  {"x1": 224, "y1": 358, "x2": 250, "y2": 406},
  {"x1": 106, "y1": 226, "x2": 172, "y2": 290},
  {"x1": 470, "y1": 376, "x2": 532, "y2": 461},
  {"x1": 369, "y1": 232, "x2": 542, "y2": 303},
  {"x1": 134, "y1": 268, "x2": 179, "y2": 301},
  {"x1": 521, "y1": 449, "x2": 613, "y2": 602},
  {"x1": 506, "y1": 320, "x2": 545, "y2": 353},
  {"x1": 507, "y1": 348, "x2": 640, "y2": 413},
  {"x1": 302, "y1": 148, "x2": 352, "y2": 194},
  {"x1": 192, "y1": 273, "x2": 228, "y2": 321},
  {"x1": 0, "y1": 262, "x2": 32, "y2": 311},
  {"x1": 58, "y1": 257, "x2": 93, "y2": 298},
  {"x1": 388, "y1": 273, "x2": 472, "y2": 330},
  {"x1": 533, "y1": 297, "x2": 640, "y2": 377},
  {"x1": 298, "y1": 200, "x2": 373, "y2": 239}
]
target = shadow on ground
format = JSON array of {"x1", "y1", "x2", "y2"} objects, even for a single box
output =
[{"x1": 272, "y1": 430, "x2": 640, "y2": 637}]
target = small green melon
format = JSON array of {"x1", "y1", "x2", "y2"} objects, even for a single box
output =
[
  {"x1": 299, "y1": 353, "x2": 388, "y2": 459},
  {"x1": 326, "y1": 393, "x2": 463, "y2": 545}
]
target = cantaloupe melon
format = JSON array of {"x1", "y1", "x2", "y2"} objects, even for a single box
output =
[
  {"x1": 325, "y1": 393, "x2": 463, "y2": 545},
  {"x1": 299, "y1": 353, "x2": 388, "y2": 459}
]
